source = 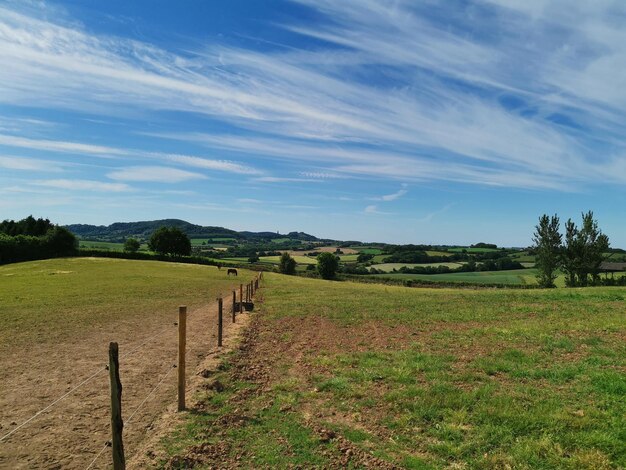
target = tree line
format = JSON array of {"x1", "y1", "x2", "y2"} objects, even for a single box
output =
[
  {"x1": 533, "y1": 211, "x2": 611, "y2": 288},
  {"x1": 0, "y1": 216, "x2": 78, "y2": 264}
]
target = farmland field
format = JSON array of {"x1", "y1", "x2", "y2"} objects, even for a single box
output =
[
  {"x1": 348, "y1": 246, "x2": 384, "y2": 255},
  {"x1": 259, "y1": 255, "x2": 317, "y2": 265},
  {"x1": 79, "y1": 240, "x2": 125, "y2": 250},
  {"x1": 425, "y1": 250, "x2": 454, "y2": 257},
  {"x1": 222, "y1": 255, "x2": 317, "y2": 265},
  {"x1": 161, "y1": 274, "x2": 626, "y2": 469},
  {"x1": 371, "y1": 262, "x2": 463, "y2": 272},
  {"x1": 372, "y1": 268, "x2": 540, "y2": 285},
  {"x1": 0, "y1": 258, "x2": 255, "y2": 469}
]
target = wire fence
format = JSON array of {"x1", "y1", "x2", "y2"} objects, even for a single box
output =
[{"x1": 0, "y1": 273, "x2": 263, "y2": 469}]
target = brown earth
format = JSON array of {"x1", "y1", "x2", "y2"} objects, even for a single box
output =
[
  {"x1": 165, "y1": 298, "x2": 410, "y2": 469},
  {"x1": 0, "y1": 296, "x2": 252, "y2": 469}
]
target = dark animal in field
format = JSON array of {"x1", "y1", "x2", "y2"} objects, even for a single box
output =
[{"x1": 227, "y1": 268, "x2": 238, "y2": 276}]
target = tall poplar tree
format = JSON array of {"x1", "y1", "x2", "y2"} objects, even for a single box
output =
[{"x1": 533, "y1": 214, "x2": 562, "y2": 288}]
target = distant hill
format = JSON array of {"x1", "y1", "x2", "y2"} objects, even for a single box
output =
[{"x1": 65, "y1": 219, "x2": 324, "y2": 243}]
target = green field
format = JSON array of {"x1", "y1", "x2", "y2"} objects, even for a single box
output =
[
  {"x1": 261, "y1": 255, "x2": 316, "y2": 265},
  {"x1": 79, "y1": 240, "x2": 125, "y2": 251},
  {"x1": 371, "y1": 262, "x2": 463, "y2": 272},
  {"x1": 338, "y1": 254, "x2": 360, "y2": 262},
  {"x1": 372, "y1": 268, "x2": 539, "y2": 285},
  {"x1": 221, "y1": 255, "x2": 317, "y2": 265},
  {"x1": 163, "y1": 274, "x2": 626, "y2": 468},
  {"x1": 190, "y1": 238, "x2": 211, "y2": 246},
  {"x1": 272, "y1": 237, "x2": 298, "y2": 243},
  {"x1": 0, "y1": 258, "x2": 255, "y2": 346},
  {"x1": 348, "y1": 246, "x2": 384, "y2": 255}
]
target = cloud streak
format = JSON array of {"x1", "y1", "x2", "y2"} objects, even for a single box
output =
[
  {"x1": 0, "y1": 0, "x2": 625, "y2": 193},
  {"x1": 107, "y1": 166, "x2": 207, "y2": 183}
]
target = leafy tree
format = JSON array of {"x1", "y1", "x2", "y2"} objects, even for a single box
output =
[
  {"x1": 357, "y1": 253, "x2": 374, "y2": 263},
  {"x1": 562, "y1": 219, "x2": 580, "y2": 287},
  {"x1": 148, "y1": 226, "x2": 191, "y2": 256},
  {"x1": 278, "y1": 252, "x2": 296, "y2": 275},
  {"x1": 532, "y1": 214, "x2": 562, "y2": 288},
  {"x1": 561, "y1": 211, "x2": 609, "y2": 287},
  {"x1": 248, "y1": 254, "x2": 260, "y2": 263},
  {"x1": 124, "y1": 238, "x2": 141, "y2": 253},
  {"x1": 317, "y1": 252, "x2": 339, "y2": 280},
  {"x1": 45, "y1": 226, "x2": 78, "y2": 256},
  {"x1": 0, "y1": 216, "x2": 54, "y2": 236}
]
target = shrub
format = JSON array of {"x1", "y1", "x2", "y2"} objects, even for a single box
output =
[
  {"x1": 278, "y1": 252, "x2": 296, "y2": 275},
  {"x1": 317, "y1": 252, "x2": 339, "y2": 280},
  {"x1": 148, "y1": 226, "x2": 191, "y2": 256},
  {"x1": 124, "y1": 238, "x2": 141, "y2": 253}
]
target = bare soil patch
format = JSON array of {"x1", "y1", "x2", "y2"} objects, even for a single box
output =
[{"x1": 0, "y1": 298, "x2": 250, "y2": 469}]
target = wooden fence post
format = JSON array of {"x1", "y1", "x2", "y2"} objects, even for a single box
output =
[
  {"x1": 177, "y1": 306, "x2": 187, "y2": 412},
  {"x1": 218, "y1": 297, "x2": 223, "y2": 347},
  {"x1": 108, "y1": 342, "x2": 126, "y2": 470},
  {"x1": 240, "y1": 284, "x2": 243, "y2": 311},
  {"x1": 232, "y1": 290, "x2": 236, "y2": 323}
]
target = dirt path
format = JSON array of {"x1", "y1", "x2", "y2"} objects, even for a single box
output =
[{"x1": 0, "y1": 295, "x2": 250, "y2": 469}]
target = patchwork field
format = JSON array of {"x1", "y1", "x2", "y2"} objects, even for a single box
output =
[
  {"x1": 161, "y1": 274, "x2": 626, "y2": 469},
  {"x1": 0, "y1": 258, "x2": 255, "y2": 469},
  {"x1": 371, "y1": 268, "x2": 540, "y2": 285},
  {"x1": 371, "y1": 262, "x2": 464, "y2": 272}
]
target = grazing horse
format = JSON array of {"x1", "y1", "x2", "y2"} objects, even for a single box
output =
[{"x1": 227, "y1": 268, "x2": 238, "y2": 276}]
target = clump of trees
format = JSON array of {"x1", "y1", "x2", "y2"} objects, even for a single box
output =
[
  {"x1": 148, "y1": 226, "x2": 191, "y2": 257},
  {"x1": 278, "y1": 252, "x2": 296, "y2": 275},
  {"x1": 533, "y1": 211, "x2": 609, "y2": 288},
  {"x1": 317, "y1": 252, "x2": 339, "y2": 279},
  {"x1": 0, "y1": 216, "x2": 77, "y2": 264},
  {"x1": 124, "y1": 238, "x2": 141, "y2": 253}
]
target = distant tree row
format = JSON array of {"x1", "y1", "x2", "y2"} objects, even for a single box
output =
[
  {"x1": 278, "y1": 251, "x2": 339, "y2": 279},
  {"x1": 0, "y1": 216, "x2": 77, "y2": 264},
  {"x1": 533, "y1": 211, "x2": 609, "y2": 288},
  {"x1": 0, "y1": 215, "x2": 55, "y2": 236}
]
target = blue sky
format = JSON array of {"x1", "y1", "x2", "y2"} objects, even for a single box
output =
[{"x1": 1, "y1": 0, "x2": 625, "y2": 246}]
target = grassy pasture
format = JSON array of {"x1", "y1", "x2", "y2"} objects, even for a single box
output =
[
  {"x1": 0, "y1": 258, "x2": 255, "y2": 346},
  {"x1": 348, "y1": 246, "x2": 384, "y2": 255},
  {"x1": 371, "y1": 262, "x2": 463, "y2": 272},
  {"x1": 221, "y1": 255, "x2": 317, "y2": 265},
  {"x1": 0, "y1": 258, "x2": 257, "y2": 468},
  {"x1": 79, "y1": 240, "x2": 125, "y2": 251},
  {"x1": 164, "y1": 274, "x2": 626, "y2": 469},
  {"x1": 372, "y1": 268, "x2": 540, "y2": 285},
  {"x1": 190, "y1": 238, "x2": 211, "y2": 246},
  {"x1": 261, "y1": 255, "x2": 317, "y2": 265}
]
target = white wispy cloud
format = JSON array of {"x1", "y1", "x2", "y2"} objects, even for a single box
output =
[
  {"x1": 0, "y1": 133, "x2": 123, "y2": 157},
  {"x1": 253, "y1": 176, "x2": 323, "y2": 183},
  {"x1": 107, "y1": 166, "x2": 207, "y2": 183},
  {"x1": 165, "y1": 154, "x2": 262, "y2": 175},
  {"x1": 0, "y1": 155, "x2": 64, "y2": 172},
  {"x1": 0, "y1": 1, "x2": 625, "y2": 192},
  {"x1": 373, "y1": 189, "x2": 408, "y2": 202},
  {"x1": 33, "y1": 179, "x2": 130, "y2": 192}
]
